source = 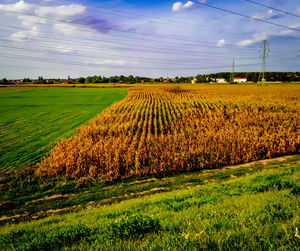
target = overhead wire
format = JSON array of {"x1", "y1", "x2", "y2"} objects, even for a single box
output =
[
  {"x1": 0, "y1": 44, "x2": 262, "y2": 64},
  {"x1": 0, "y1": 0, "x2": 298, "y2": 74},
  {"x1": 0, "y1": 10, "x2": 259, "y2": 51},
  {"x1": 245, "y1": 0, "x2": 300, "y2": 18},
  {"x1": 0, "y1": 3, "x2": 295, "y2": 55},
  {"x1": 0, "y1": 27, "x2": 259, "y2": 59},
  {"x1": 0, "y1": 19, "x2": 258, "y2": 53},
  {"x1": 27, "y1": 0, "x2": 251, "y2": 36},
  {"x1": 191, "y1": 1, "x2": 300, "y2": 32},
  {"x1": 0, "y1": 52, "x2": 260, "y2": 70}
]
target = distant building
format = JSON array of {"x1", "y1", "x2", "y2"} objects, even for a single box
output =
[
  {"x1": 234, "y1": 77, "x2": 247, "y2": 83},
  {"x1": 216, "y1": 78, "x2": 226, "y2": 83},
  {"x1": 191, "y1": 78, "x2": 197, "y2": 84}
]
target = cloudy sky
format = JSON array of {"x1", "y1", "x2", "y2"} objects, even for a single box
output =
[{"x1": 0, "y1": 0, "x2": 299, "y2": 79}]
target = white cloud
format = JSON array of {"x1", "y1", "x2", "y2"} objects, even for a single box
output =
[
  {"x1": 37, "y1": 4, "x2": 85, "y2": 19},
  {"x1": 184, "y1": 1, "x2": 194, "y2": 8},
  {"x1": 0, "y1": 1, "x2": 89, "y2": 40},
  {"x1": 237, "y1": 22, "x2": 300, "y2": 47},
  {"x1": 172, "y1": 1, "x2": 195, "y2": 12},
  {"x1": 0, "y1": 0, "x2": 33, "y2": 13},
  {"x1": 217, "y1": 39, "x2": 225, "y2": 47},
  {"x1": 53, "y1": 23, "x2": 83, "y2": 35},
  {"x1": 237, "y1": 32, "x2": 268, "y2": 47},
  {"x1": 251, "y1": 10, "x2": 283, "y2": 20},
  {"x1": 103, "y1": 59, "x2": 127, "y2": 65},
  {"x1": 279, "y1": 23, "x2": 300, "y2": 35},
  {"x1": 19, "y1": 15, "x2": 47, "y2": 28},
  {"x1": 0, "y1": 0, "x2": 85, "y2": 20},
  {"x1": 10, "y1": 25, "x2": 40, "y2": 41},
  {"x1": 55, "y1": 45, "x2": 75, "y2": 53},
  {"x1": 172, "y1": 2, "x2": 183, "y2": 11}
]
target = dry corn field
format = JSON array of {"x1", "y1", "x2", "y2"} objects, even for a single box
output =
[{"x1": 36, "y1": 85, "x2": 300, "y2": 182}]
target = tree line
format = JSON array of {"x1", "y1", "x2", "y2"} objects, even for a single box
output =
[{"x1": 1, "y1": 72, "x2": 299, "y2": 85}]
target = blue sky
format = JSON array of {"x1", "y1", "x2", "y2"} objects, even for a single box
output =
[{"x1": 0, "y1": 0, "x2": 299, "y2": 79}]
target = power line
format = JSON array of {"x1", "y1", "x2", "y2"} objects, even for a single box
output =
[
  {"x1": 0, "y1": 15, "x2": 258, "y2": 52},
  {"x1": 0, "y1": 9, "x2": 254, "y2": 50},
  {"x1": 0, "y1": 44, "x2": 261, "y2": 64},
  {"x1": 2, "y1": 39, "x2": 294, "y2": 62},
  {"x1": 1, "y1": 62, "x2": 298, "y2": 73},
  {"x1": 191, "y1": 1, "x2": 300, "y2": 32},
  {"x1": 245, "y1": 0, "x2": 300, "y2": 18},
  {"x1": 0, "y1": 26, "x2": 259, "y2": 59},
  {"x1": 0, "y1": 52, "x2": 259, "y2": 71},
  {"x1": 27, "y1": 0, "x2": 250, "y2": 36},
  {"x1": 0, "y1": 22, "x2": 294, "y2": 58},
  {"x1": 0, "y1": 6, "x2": 296, "y2": 54}
]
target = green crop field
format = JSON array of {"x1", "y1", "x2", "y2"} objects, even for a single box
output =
[{"x1": 0, "y1": 87, "x2": 127, "y2": 171}]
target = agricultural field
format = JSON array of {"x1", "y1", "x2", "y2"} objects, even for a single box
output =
[
  {"x1": 0, "y1": 87, "x2": 127, "y2": 171},
  {"x1": 0, "y1": 84, "x2": 299, "y2": 250},
  {"x1": 36, "y1": 84, "x2": 300, "y2": 182}
]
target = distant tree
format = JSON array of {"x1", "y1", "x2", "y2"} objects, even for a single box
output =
[
  {"x1": 128, "y1": 75, "x2": 134, "y2": 84},
  {"x1": 119, "y1": 75, "x2": 126, "y2": 83},
  {"x1": 196, "y1": 74, "x2": 205, "y2": 83},
  {"x1": 252, "y1": 74, "x2": 258, "y2": 83},
  {"x1": 23, "y1": 78, "x2": 32, "y2": 83},
  {"x1": 77, "y1": 77, "x2": 86, "y2": 84},
  {"x1": 35, "y1": 76, "x2": 46, "y2": 84}
]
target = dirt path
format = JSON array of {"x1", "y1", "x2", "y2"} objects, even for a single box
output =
[
  {"x1": 223, "y1": 155, "x2": 296, "y2": 170},
  {"x1": 1, "y1": 154, "x2": 299, "y2": 225}
]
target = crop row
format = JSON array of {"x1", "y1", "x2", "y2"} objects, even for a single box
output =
[{"x1": 36, "y1": 86, "x2": 300, "y2": 182}]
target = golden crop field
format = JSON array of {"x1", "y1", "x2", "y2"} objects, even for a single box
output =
[{"x1": 36, "y1": 85, "x2": 300, "y2": 182}]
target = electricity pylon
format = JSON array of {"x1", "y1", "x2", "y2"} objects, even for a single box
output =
[
  {"x1": 259, "y1": 40, "x2": 270, "y2": 82},
  {"x1": 230, "y1": 60, "x2": 235, "y2": 83}
]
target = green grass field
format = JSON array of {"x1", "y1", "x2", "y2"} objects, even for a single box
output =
[
  {"x1": 0, "y1": 87, "x2": 127, "y2": 171},
  {"x1": 0, "y1": 156, "x2": 299, "y2": 250}
]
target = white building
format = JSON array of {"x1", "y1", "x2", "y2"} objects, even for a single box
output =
[
  {"x1": 216, "y1": 78, "x2": 226, "y2": 83},
  {"x1": 234, "y1": 77, "x2": 247, "y2": 83}
]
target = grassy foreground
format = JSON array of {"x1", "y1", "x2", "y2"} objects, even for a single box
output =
[
  {"x1": 0, "y1": 87, "x2": 127, "y2": 171},
  {"x1": 0, "y1": 156, "x2": 299, "y2": 250}
]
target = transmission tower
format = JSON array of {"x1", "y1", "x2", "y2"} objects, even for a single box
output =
[
  {"x1": 259, "y1": 40, "x2": 270, "y2": 82},
  {"x1": 230, "y1": 60, "x2": 235, "y2": 83}
]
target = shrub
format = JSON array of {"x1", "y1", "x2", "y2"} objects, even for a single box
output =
[{"x1": 108, "y1": 214, "x2": 161, "y2": 239}]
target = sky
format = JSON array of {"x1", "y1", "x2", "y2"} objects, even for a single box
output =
[{"x1": 0, "y1": 0, "x2": 299, "y2": 79}]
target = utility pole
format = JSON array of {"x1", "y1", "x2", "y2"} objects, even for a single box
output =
[
  {"x1": 259, "y1": 40, "x2": 270, "y2": 83},
  {"x1": 230, "y1": 60, "x2": 235, "y2": 83}
]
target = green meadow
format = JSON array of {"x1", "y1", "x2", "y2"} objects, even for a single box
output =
[
  {"x1": 0, "y1": 156, "x2": 299, "y2": 250},
  {"x1": 0, "y1": 87, "x2": 127, "y2": 171}
]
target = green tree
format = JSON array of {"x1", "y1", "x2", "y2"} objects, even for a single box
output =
[{"x1": 77, "y1": 77, "x2": 86, "y2": 84}]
